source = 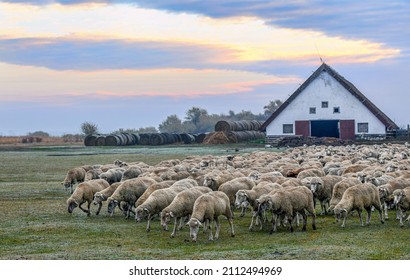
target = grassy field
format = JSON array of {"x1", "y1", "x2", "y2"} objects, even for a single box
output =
[{"x1": 0, "y1": 144, "x2": 409, "y2": 260}]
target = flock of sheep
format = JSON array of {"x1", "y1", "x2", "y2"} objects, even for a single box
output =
[{"x1": 62, "y1": 142, "x2": 410, "y2": 242}]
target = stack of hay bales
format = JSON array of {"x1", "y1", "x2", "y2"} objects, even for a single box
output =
[{"x1": 203, "y1": 120, "x2": 266, "y2": 144}]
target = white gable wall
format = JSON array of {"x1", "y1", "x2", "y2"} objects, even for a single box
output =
[{"x1": 266, "y1": 71, "x2": 386, "y2": 136}]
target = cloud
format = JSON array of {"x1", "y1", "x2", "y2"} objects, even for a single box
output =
[
  {"x1": 0, "y1": 2, "x2": 400, "y2": 68},
  {"x1": 0, "y1": 62, "x2": 300, "y2": 103},
  {"x1": 0, "y1": 38, "x2": 236, "y2": 70}
]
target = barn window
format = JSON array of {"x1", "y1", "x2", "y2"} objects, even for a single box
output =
[
  {"x1": 321, "y1": 101, "x2": 328, "y2": 108},
  {"x1": 358, "y1": 123, "x2": 369, "y2": 133},
  {"x1": 283, "y1": 124, "x2": 294, "y2": 134},
  {"x1": 309, "y1": 107, "x2": 316, "y2": 114},
  {"x1": 333, "y1": 107, "x2": 340, "y2": 113}
]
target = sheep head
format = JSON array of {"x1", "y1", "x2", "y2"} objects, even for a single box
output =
[
  {"x1": 67, "y1": 198, "x2": 78, "y2": 214},
  {"x1": 187, "y1": 218, "x2": 202, "y2": 242}
]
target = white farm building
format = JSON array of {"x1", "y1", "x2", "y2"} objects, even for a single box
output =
[{"x1": 260, "y1": 63, "x2": 398, "y2": 141}]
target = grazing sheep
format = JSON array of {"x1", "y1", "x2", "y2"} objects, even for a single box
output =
[
  {"x1": 99, "y1": 168, "x2": 125, "y2": 184},
  {"x1": 135, "y1": 180, "x2": 176, "y2": 207},
  {"x1": 234, "y1": 183, "x2": 282, "y2": 217},
  {"x1": 308, "y1": 175, "x2": 343, "y2": 215},
  {"x1": 296, "y1": 168, "x2": 325, "y2": 179},
  {"x1": 107, "y1": 177, "x2": 157, "y2": 218},
  {"x1": 170, "y1": 178, "x2": 198, "y2": 189},
  {"x1": 161, "y1": 186, "x2": 212, "y2": 238},
  {"x1": 218, "y1": 177, "x2": 255, "y2": 210},
  {"x1": 327, "y1": 178, "x2": 361, "y2": 214},
  {"x1": 135, "y1": 184, "x2": 191, "y2": 232},
  {"x1": 85, "y1": 168, "x2": 103, "y2": 181},
  {"x1": 93, "y1": 182, "x2": 122, "y2": 206},
  {"x1": 187, "y1": 191, "x2": 235, "y2": 242},
  {"x1": 334, "y1": 183, "x2": 384, "y2": 228},
  {"x1": 367, "y1": 175, "x2": 395, "y2": 187},
  {"x1": 62, "y1": 167, "x2": 86, "y2": 194},
  {"x1": 203, "y1": 172, "x2": 235, "y2": 191},
  {"x1": 121, "y1": 166, "x2": 143, "y2": 181},
  {"x1": 67, "y1": 179, "x2": 110, "y2": 216},
  {"x1": 393, "y1": 187, "x2": 410, "y2": 227},
  {"x1": 378, "y1": 178, "x2": 410, "y2": 219},
  {"x1": 341, "y1": 164, "x2": 368, "y2": 176},
  {"x1": 256, "y1": 186, "x2": 316, "y2": 233}
]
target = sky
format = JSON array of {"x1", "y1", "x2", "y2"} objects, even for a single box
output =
[{"x1": 0, "y1": 0, "x2": 409, "y2": 136}]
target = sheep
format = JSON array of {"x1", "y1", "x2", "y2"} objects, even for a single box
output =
[
  {"x1": 366, "y1": 175, "x2": 395, "y2": 187},
  {"x1": 135, "y1": 184, "x2": 192, "y2": 232},
  {"x1": 160, "y1": 186, "x2": 212, "y2": 238},
  {"x1": 135, "y1": 180, "x2": 176, "y2": 207},
  {"x1": 67, "y1": 179, "x2": 110, "y2": 216},
  {"x1": 85, "y1": 168, "x2": 103, "y2": 181},
  {"x1": 327, "y1": 178, "x2": 361, "y2": 214},
  {"x1": 334, "y1": 183, "x2": 384, "y2": 228},
  {"x1": 203, "y1": 172, "x2": 235, "y2": 191},
  {"x1": 378, "y1": 178, "x2": 410, "y2": 219},
  {"x1": 341, "y1": 164, "x2": 369, "y2": 176},
  {"x1": 296, "y1": 168, "x2": 325, "y2": 179},
  {"x1": 218, "y1": 177, "x2": 255, "y2": 210},
  {"x1": 93, "y1": 182, "x2": 122, "y2": 206},
  {"x1": 99, "y1": 168, "x2": 125, "y2": 184},
  {"x1": 61, "y1": 167, "x2": 86, "y2": 194},
  {"x1": 256, "y1": 186, "x2": 316, "y2": 233},
  {"x1": 121, "y1": 166, "x2": 143, "y2": 181},
  {"x1": 187, "y1": 191, "x2": 235, "y2": 242},
  {"x1": 234, "y1": 183, "x2": 281, "y2": 217},
  {"x1": 308, "y1": 175, "x2": 343, "y2": 215},
  {"x1": 393, "y1": 187, "x2": 410, "y2": 227},
  {"x1": 106, "y1": 177, "x2": 157, "y2": 218}
]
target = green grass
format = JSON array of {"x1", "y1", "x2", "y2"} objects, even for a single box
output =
[{"x1": 0, "y1": 144, "x2": 409, "y2": 260}]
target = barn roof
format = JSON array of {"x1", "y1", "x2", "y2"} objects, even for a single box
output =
[{"x1": 260, "y1": 63, "x2": 398, "y2": 131}]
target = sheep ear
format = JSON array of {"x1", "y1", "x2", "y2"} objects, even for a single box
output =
[
  {"x1": 197, "y1": 220, "x2": 203, "y2": 227},
  {"x1": 342, "y1": 208, "x2": 347, "y2": 213},
  {"x1": 169, "y1": 211, "x2": 174, "y2": 218},
  {"x1": 144, "y1": 208, "x2": 149, "y2": 213}
]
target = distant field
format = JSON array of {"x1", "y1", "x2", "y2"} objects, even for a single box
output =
[{"x1": 0, "y1": 144, "x2": 408, "y2": 260}]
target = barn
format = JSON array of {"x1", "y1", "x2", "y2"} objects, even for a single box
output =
[{"x1": 260, "y1": 63, "x2": 398, "y2": 142}]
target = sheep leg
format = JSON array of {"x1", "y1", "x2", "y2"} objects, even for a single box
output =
[
  {"x1": 171, "y1": 217, "x2": 178, "y2": 238},
  {"x1": 214, "y1": 217, "x2": 220, "y2": 240},
  {"x1": 341, "y1": 211, "x2": 347, "y2": 228},
  {"x1": 358, "y1": 209, "x2": 364, "y2": 226},
  {"x1": 373, "y1": 202, "x2": 385, "y2": 224},
  {"x1": 383, "y1": 202, "x2": 389, "y2": 220},
  {"x1": 365, "y1": 208, "x2": 372, "y2": 225},
  {"x1": 96, "y1": 202, "x2": 102, "y2": 215},
  {"x1": 301, "y1": 212, "x2": 307, "y2": 231},
  {"x1": 269, "y1": 215, "x2": 278, "y2": 234},
  {"x1": 228, "y1": 217, "x2": 235, "y2": 237},
  {"x1": 146, "y1": 214, "x2": 152, "y2": 232},
  {"x1": 288, "y1": 215, "x2": 294, "y2": 232},
  {"x1": 208, "y1": 219, "x2": 214, "y2": 241},
  {"x1": 240, "y1": 206, "x2": 246, "y2": 217},
  {"x1": 78, "y1": 202, "x2": 88, "y2": 214}
]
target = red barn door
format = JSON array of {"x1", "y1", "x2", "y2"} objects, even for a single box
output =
[
  {"x1": 295, "y1": 120, "x2": 310, "y2": 137},
  {"x1": 340, "y1": 120, "x2": 355, "y2": 140}
]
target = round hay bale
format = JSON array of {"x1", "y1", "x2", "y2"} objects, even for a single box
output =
[
  {"x1": 215, "y1": 120, "x2": 238, "y2": 131},
  {"x1": 131, "y1": 133, "x2": 140, "y2": 145},
  {"x1": 139, "y1": 133, "x2": 151, "y2": 145},
  {"x1": 180, "y1": 133, "x2": 195, "y2": 144},
  {"x1": 95, "y1": 135, "x2": 106, "y2": 146},
  {"x1": 84, "y1": 134, "x2": 100, "y2": 146},
  {"x1": 149, "y1": 133, "x2": 165, "y2": 145},
  {"x1": 105, "y1": 134, "x2": 121, "y2": 146}
]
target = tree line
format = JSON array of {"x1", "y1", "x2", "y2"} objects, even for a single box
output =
[{"x1": 80, "y1": 99, "x2": 283, "y2": 135}]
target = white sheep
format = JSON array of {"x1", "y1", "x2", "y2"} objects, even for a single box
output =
[
  {"x1": 67, "y1": 179, "x2": 110, "y2": 216},
  {"x1": 62, "y1": 167, "x2": 86, "y2": 194},
  {"x1": 218, "y1": 177, "x2": 255, "y2": 210},
  {"x1": 334, "y1": 183, "x2": 384, "y2": 228},
  {"x1": 308, "y1": 175, "x2": 343, "y2": 215},
  {"x1": 93, "y1": 182, "x2": 122, "y2": 206},
  {"x1": 187, "y1": 191, "x2": 235, "y2": 242},
  {"x1": 107, "y1": 177, "x2": 157, "y2": 218},
  {"x1": 393, "y1": 187, "x2": 410, "y2": 227},
  {"x1": 99, "y1": 168, "x2": 125, "y2": 184},
  {"x1": 327, "y1": 178, "x2": 361, "y2": 215},
  {"x1": 85, "y1": 168, "x2": 103, "y2": 181},
  {"x1": 135, "y1": 180, "x2": 176, "y2": 207},
  {"x1": 203, "y1": 172, "x2": 235, "y2": 191},
  {"x1": 161, "y1": 186, "x2": 212, "y2": 238},
  {"x1": 135, "y1": 184, "x2": 191, "y2": 232},
  {"x1": 256, "y1": 186, "x2": 316, "y2": 233},
  {"x1": 121, "y1": 166, "x2": 143, "y2": 181},
  {"x1": 378, "y1": 178, "x2": 410, "y2": 219}
]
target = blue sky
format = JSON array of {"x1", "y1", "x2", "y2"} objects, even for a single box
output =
[{"x1": 0, "y1": 0, "x2": 409, "y2": 135}]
